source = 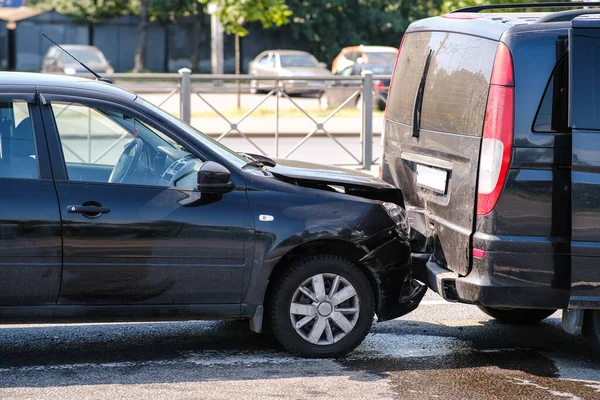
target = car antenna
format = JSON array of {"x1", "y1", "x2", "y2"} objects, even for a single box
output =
[{"x1": 41, "y1": 33, "x2": 113, "y2": 84}]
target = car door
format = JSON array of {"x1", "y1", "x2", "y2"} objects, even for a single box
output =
[
  {"x1": 0, "y1": 95, "x2": 62, "y2": 306},
  {"x1": 569, "y1": 17, "x2": 600, "y2": 308},
  {"x1": 40, "y1": 95, "x2": 254, "y2": 306}
]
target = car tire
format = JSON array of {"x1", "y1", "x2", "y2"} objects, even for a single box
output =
[
  {"x1": 477, "y1": 306, "x2": 556, "y2": 324},
  {"x1": 583, "y1": 310, "x2": 600, "y2": 357},
  {"x1": 269, "y1": 255, "x2": 375, "y2": 358},
  {"x1": 377, "y1": 99, "x2": 386, "y2": 111}
]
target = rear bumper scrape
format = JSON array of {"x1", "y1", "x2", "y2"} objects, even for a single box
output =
[{"x1": 360, "y1": 237, "x2": 427, "y2": 321}]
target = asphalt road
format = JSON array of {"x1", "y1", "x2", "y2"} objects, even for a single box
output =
[{"x1": 1, "y1": 291, "x2": 599, "y2": 400}]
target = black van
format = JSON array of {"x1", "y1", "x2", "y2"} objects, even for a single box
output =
[{"x1": 380, "y1": 3, "x2": 600, "y2": 354}]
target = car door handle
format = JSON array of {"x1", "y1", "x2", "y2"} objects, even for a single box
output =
[{"x1": 67, "y1": 205, "x2": 111, "y2": 215}]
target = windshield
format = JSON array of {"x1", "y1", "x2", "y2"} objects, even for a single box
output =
[
  {"x1": 365, "y1": 51, "x2": 397, "y2": 65},
  {"x1": 279, "y1": 54, "x2": 318, "y2": 68},
  {"x1": 135, "y1": 97, "x2": 248, "y2": 169},
  {"x1": 365, "y1": 64, "x2": 394, "y2": 75},
  {"x1": 61, "y1": 49, "x2": 105, "y2": 64}
]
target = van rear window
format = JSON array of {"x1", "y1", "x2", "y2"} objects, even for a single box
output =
[{"x1": 387, "y1": 32, "x2": 497, "y2": 137}]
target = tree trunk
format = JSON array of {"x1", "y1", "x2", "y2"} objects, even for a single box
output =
[
  {"x1": 235, "y1": 33, "x2": 241, "y2": 110},
  {"x1": 134, "y1": 0, "x2": 149, "y2": 73},
  {"x1": 188, "y1": 7, "x2": 203, "y2": 72},
  {"x1": 87, "y1": 21, "x2": 94, "y2": 46},
  {"x1": 163, "y1": 24, "x2": 169, "y2": 72}
]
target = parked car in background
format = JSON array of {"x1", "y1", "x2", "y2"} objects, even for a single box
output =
[
  {"x1": 319, "y1": 63, "x2": 393, "y2": 111},
  {"x1": 331, "y1": 45, "x2": 398, "y2": 74},
  {"x1": 248, "y1": 50, "x2": 331, "y2": 95},
  {"x1": 41, "y1": 45, "x2": 114, "y2": 75},
  {"x1": 0, "y1": 71, "x2": 425, "y2": 358}
]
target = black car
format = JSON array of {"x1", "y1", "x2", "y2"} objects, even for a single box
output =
[
  {"x1": 381, "y1": 3, "x2": 600, "y2": 354},
  {"x1": 0, "y1": 72, "x2": 424, "y2": 358}
]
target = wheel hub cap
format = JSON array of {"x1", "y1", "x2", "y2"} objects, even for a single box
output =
[
  {"x1": 289, "y1": 273, "x2": 360, "y2": 346},
  {"x1": 317, "y1": 302, "x2": 333, "y2": 317}
]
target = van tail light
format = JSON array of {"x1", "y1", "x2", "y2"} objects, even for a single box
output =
[
  {"x1": 476, "y1": 42, "x2": 514, "y2": 216},
  {"x1": 384, "y1": 34, "x2": 405, "y2": 119},
  {"x1": 374, "y1": 81, "x2": 386, "y2": 93}
]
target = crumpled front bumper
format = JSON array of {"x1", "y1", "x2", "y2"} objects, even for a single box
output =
[{"x1": 360, "y1": 236, "x2": 427, "y2": 321}]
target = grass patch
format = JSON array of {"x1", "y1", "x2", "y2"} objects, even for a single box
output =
[{"x1": 192, "y1": 108, "x2": 384, "y2": 119}]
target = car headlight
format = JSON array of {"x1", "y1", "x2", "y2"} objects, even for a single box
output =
[
  {"x1": 382, "y1": 202, "x2": 410, "y2": 237},
  {"x1": 63, "y1": 67, "x2": 76, "y2": 75}
]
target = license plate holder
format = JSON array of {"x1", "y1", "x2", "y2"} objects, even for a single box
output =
[{"x1": 416, "y1": 164, "x2": 448, "y2": 194}]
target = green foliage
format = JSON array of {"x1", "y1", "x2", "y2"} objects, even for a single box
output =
[
  {"x1": 286, "y1": 0, "x2": 442, "y2": 64},
  {"x1": 31, "y1": 0, "x2": 132, "y2": 23},
  {"x1": 199, "y1": 0, "x2": 292, "y2": 36},
  {"x1": 147, "y1": 0, "x2": 199, "y2": 24}
]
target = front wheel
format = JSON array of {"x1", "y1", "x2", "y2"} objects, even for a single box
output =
[
  {"x1": 478, "y1": 306, "x2": 556, "y2": 324},
  {"x1": 269, "y1": 255, "x2": 375, "y2": 358}
]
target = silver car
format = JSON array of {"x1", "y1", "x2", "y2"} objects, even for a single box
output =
[
  {"x1": 248, "y1": 50, "x2": 331, "y2": 95},
  {"x1": 41, "y1": 45, "x2": 114, "y2": 75}
]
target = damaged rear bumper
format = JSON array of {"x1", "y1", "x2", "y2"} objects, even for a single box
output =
[{"x1": 361, "y1": 237, "x2": 427, "y2": 321}]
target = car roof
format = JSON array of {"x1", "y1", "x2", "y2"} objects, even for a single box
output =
[
  {"x1": 343, "y1": 45, "x2": 398, "y2": 53},
  {"x1": 0, "y1": 72, "x2": 136, "y2": 101},
  {"x1": 406, "y1": 12, "x2": 553, "y2": 41},
  {"x1": 407, "y1": 9, "x2": 600, "y2": 41},
  {"x1": 50, "y1": 44, "x2": 102, "y2": 52},
  {"x1": 272, "y1": 50, "x2": 314, "y2": 55}
]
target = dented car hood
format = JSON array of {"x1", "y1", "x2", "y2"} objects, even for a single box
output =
[
  {"x1": 267, "y1": 158, "x2": 405, "y2": 205},
  {"x1": 268, "y1": 158, "x2": 394, "y2": 189}
]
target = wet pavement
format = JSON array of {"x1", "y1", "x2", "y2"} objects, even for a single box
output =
[{"x1": 1, "y1": 292, "x2": 599, "y2": 399}]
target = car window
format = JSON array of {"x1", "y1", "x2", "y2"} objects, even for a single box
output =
[
  {"x1": 279, "y1": 54, "x2": 318, "y2": 68},
  {"x1": 60, "y1": 49, "x2": 104, "y2": 64},
  {"x1": 364, "y1": 51, "x2": 397, "y2": 65},
  {"x1": 534, "y1": 56, "x2": 569, "y2": 133},
  {"x1": 259, "y1": 54, "x2": 275, "y2": 67},
  {"x1": 51, "y1": 102, "x2": 203, "y2": 189},
  {"x1": 387, "y1": 32, "x2": 497, "y2": 137},
  {"x1": 0, "y1": 100, "x2": 38, "y2": 180},
  {"x1": 345, "y1": 52, "x2": 358, "y2": 62}
]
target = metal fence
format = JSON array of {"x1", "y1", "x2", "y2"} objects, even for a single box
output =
[{"x1": 89, "y1": 69, "x2": 391, "y2": 169}]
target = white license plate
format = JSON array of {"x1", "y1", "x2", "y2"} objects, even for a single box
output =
[{"x1": 416, "y1": 164, "x2": 448, "y2": 194}]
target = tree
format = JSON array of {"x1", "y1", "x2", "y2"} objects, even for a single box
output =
[
  {"x1": 285, "y1": 0, "x2": 442, "y2": 66},
  {"x1": 134, "y1": 0, "x2": 150, "y2": 72},
  {"x1": 198, "y1": 0, "x2": 292, "y2": 107},
  {"x1": 31, "y1": 0, "x2": 132, "y2": 45},
  {"x1": 148, "y1": 0, "x2": 199, "y2": 72}
]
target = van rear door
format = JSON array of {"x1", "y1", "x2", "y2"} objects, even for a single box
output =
[
  {"x1": 569, "y1": 16, "x2": 600, "y2": 308},
  {"x1": 381, "y1": 32, "x2": 500, "y2": 276}
]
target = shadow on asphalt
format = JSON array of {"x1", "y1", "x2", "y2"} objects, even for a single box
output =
[{"x1": 0, "y1": 317, "x2": 595, "y2": 388}]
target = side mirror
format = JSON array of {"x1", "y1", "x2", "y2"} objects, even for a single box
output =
[
  {"x1": 197, "y1": 161, "x2": 235, "y2": 193},
  {"x1": 318, "y1": 62, "x2": 327, "y2": 69}
]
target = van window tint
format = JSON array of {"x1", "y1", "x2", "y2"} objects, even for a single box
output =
[
  {"x1": 533, "y1": 56, "x2": 569, "y2": 133},
  {"x1": 387, "y1": 32, "x2": 497, "y2": 137}
]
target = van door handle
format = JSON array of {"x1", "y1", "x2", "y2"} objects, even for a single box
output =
[{"x1": 67, "y1": 204, "x2": 110, "y2": 216}]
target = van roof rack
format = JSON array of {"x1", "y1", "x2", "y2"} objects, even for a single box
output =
[{"x1": 452, "y1": 1, "x2": 600, "y2": 14}]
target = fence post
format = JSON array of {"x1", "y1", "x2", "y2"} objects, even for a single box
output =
[
  {"x1": 178, "y1": 67, "x2": 191, "y2": 124},
  {"x1": 361, "y1": 70, "x2": 373, "y2": 170}
]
